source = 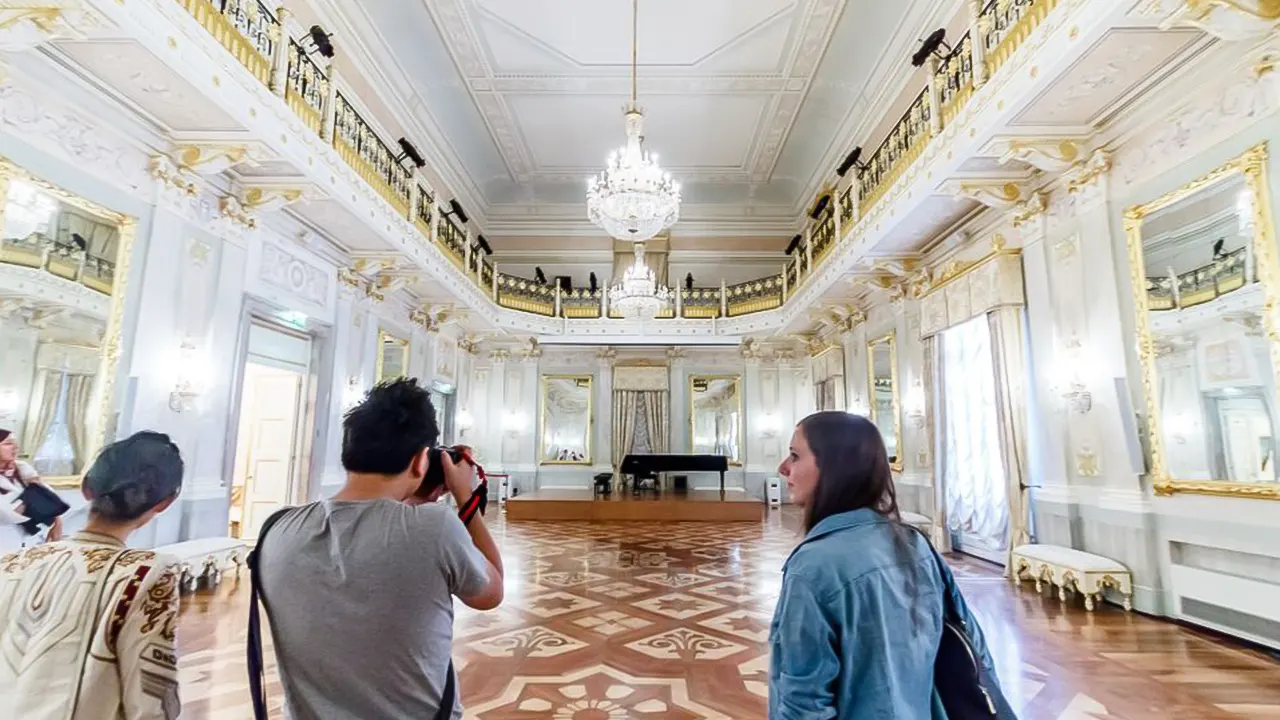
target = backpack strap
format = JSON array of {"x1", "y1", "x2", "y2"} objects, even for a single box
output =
[
  {"x1": 434, "y1": 660, "x2": 456, "y2": 720},
  {"x1": 247, "y1": 508, "x2": 292, "y2": 720}
]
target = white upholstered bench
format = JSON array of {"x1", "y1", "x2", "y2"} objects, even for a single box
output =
[
  {"x1": 901, "y1": 512, "x2": 932, "y2": 533},
  {"x1": 155, "y1": 538, "x2": 248, "y2": 594},
  {"x1": 1011, "y1": 544, "x2": 1133, "y2": 612}
]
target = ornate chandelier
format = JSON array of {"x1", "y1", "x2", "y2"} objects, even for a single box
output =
[
  {"x1": 609, "y1": 242, "x2": 671, "y2": 320},
  {"x1": 586, "y1": 0, "x2": 681, "y2": 242}
]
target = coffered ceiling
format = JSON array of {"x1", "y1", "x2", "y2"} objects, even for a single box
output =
[{"x1": 340, "y1": 0, "x2": 956, "y2": 235}]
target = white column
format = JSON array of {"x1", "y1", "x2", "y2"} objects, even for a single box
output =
[{"x1": 595, "y1": 354, "x2": 613, "y2": 471}]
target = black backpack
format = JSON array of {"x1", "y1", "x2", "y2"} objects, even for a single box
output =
[{"x1": 246, "y1": 508, "x2": 457, "y2": 720}]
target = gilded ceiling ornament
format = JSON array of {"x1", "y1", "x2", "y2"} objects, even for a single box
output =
[
  {"x1": 996, "y1": 137, "x2": 1083, "y2": 172},
  {"x1": 1066, "y1": 149, "x2": 1113, "y2": 194},
  {"x1": 173, "y1": 144, "x2": 251, "y2": 175}
]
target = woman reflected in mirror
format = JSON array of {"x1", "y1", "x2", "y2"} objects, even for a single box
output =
[{"x1": 0, "y1": 428, "x2": 63, "y2": 547}]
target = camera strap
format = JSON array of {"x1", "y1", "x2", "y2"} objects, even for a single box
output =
[{"x1": 454, "y1": 449, "x2": 489, "y2": 525}]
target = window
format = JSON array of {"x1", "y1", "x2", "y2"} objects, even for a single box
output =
[
  {"x1": 33, "y1": 374, "x2": 75, "y2": 476},
  {"x1": 940, "y1": 315, "x2": 1008, "y2": 555}
]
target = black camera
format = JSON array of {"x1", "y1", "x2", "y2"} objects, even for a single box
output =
[{"x1": 415, "y1": 445, "x2": 468, "y2": 498}]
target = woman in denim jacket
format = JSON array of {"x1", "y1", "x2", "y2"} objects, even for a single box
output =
[{"x1": 769, "y1": 412, "x2": 1012, "y2": 719}]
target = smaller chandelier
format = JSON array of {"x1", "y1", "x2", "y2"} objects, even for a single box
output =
[{"x1": 608, "y1": 242, "x2": 672, "y2": 320}]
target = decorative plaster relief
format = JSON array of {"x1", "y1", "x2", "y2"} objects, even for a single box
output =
[
  {"x1": 1135, "y1": 0, "x2": 1280, "y2": 41},
  {"x1": 259, "y1": 241, "x2": 331, "y2": 308},
  {"x1": 0, "y1": 4, "x2": 110, "y2": 51}
]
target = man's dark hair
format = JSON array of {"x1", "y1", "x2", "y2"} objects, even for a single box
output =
[{"x1": 342, "y1": 378, "x2": 439, "y2": 475}]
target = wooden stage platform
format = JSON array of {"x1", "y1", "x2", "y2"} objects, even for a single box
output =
[{"x1": 504, "y1": 489, "x2": 765, "y2": 522}]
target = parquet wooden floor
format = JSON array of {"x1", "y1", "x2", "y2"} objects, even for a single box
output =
[{"x1": 175, "y1": 510, "x2": 1280, "y2": 719}]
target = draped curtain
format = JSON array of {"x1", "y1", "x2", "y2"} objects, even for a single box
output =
[
  {"x1": 23, "y1": 371, "x2": 62, "y2": 454},
  {"x1": 923, "y1": 335, "x2": 950, "y2": 551},
  {"x1": 65, "y1": 374, "x2": 95, "y2": 471},
  {"x1": 989, "y1": 308, "x2": 1033, "y2": 571},
  {"x1": 940, "y1": 316, "x2": 1008, "y2": 557},
  {"x1": 642, "y1": 392, "x2": 669, "y2": 455},
  {"x1": 611, "y1": 390, "x2": 641, "y2": 485}
]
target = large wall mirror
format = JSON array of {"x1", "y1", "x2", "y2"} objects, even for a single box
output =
[
  {"x1": 1125, "y1": 143, "x2": 1279, "y2": 500},
  {"x1": 0, "y1": 160, "x2": 135, "y2": 486},
  {"x1": 867, "y1": 332, "x2": 902, "y2": 471},
  {"x1": 689, "y1": 375, "x2": 742, "y2": 465},
  {"x1": 540, "y1": 375, "x2": 592, "y2": 464},
  {"x1": 376, "y1": 330, "x2": 408, "y2": 382}
]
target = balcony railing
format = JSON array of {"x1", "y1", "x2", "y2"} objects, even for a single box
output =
[
  {"x1": 0, "y1": 233, "x2": 116, "y2": 294},
  {"x1": 172, "y1": 0, "x2": 1062, "y2": 324},
  {"x1": 981, "y1": 0, "x2": 1057, "y2": 78},
  {"x1": 1147, "y1": 247, "x2": 1252, "y2": 311},
  {"x1": 285, "y1": 40, "x2": 328, "y2": 135},
  {"x1": 937, "y1": 32, "x2": 974, "y2": 127},
  {"x1": 332, "y1": 93, "x2": 413, "y2": 215},
  {"x1": 177, "y1": 0, "x2": 278, "y2": 86}
]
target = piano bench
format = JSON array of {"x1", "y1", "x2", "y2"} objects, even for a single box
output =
[{"x1": 593, "y1": 473, "x2": 613, "y2": 496}]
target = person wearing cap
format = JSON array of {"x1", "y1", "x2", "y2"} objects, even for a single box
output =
[
  {"x1": 0, "y1": 428, "x2": 62, "y2": 548},
  {"x1": 0, "y1": 431, "x2": 186, "y2": 720}
]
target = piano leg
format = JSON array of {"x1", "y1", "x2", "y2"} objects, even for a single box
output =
[{"x1": 719, "y1": 470, "x2": 725, "y2": 500}]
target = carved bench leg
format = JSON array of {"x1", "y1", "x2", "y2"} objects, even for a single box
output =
[
  {"x1": 1084, "y1": 594, "x2": 1096, "y2": 612},
  {"x1": 1123, "y1": 593, "x2": 1133, "y2": 612}
]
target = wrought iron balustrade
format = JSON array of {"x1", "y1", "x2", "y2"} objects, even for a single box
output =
[
  {"x1": 839, "y1": 186, "x2": 854, "y2": 225},
  {"x1": 414, "y1": 185, "x2": 434, "y2": 236},
  {"x1": 858, "y1": 88, "x2": 932, "y2": 215},
  {"x1": 285, "y1": 40, "x2": 329, "y2": 134},
  {"x1": 680, "y1": 288, "x2": 722, "y2": 319},
  {"x1": 812, "y1": 210, "x2": 836, "y2": 263},
  {"x1": 437, "y1": 215, "x2": 466, "y2": 266},
  {"x1": 175, "y1": 0, "x2": 278, "y2": 86},
  {"x1": 0, "y1": 232, "x2": 116, "y2": 294},
  {"x1": 332, "y1": 93, "x2": 413, "y2": 215},
  {"x1": 725, "y1": 275, "x2": 784, "y2": 317},
  {"x1": 561, "y1": 287, "x2": 603, "y2": 319},
  {"x1": 937, "y1": 32, "x2": 974, "y2": 127},
  {"x1": 496, "y1": 273, "x2": 556, "y2": 316},
  {"x1": 981, "y1": 0, "x2": 1057, "y2": 77},
  {"x1": 1146, "y1": 247, "x2": 1253, "y2": 311}
]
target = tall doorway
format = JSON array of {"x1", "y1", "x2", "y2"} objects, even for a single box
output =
[
  {"x1": 229, "y1": 322, "x2": 314, "y2": 541},
  {"x1": 430, "y1": 381, "x2": 456, "y2": 446}
]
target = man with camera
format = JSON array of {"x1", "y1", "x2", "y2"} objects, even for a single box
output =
[{"x1": 254, "y1": 378, "x2": 503, "y2": 720}]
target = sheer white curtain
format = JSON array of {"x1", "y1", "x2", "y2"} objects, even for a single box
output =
[{"x1": 940, "y1": 315, "x2": 1009, "y2": 557}]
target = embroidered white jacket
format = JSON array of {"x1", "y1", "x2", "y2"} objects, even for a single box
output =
[{"x1": 0, "y1": 531, "x2": 182, "y2": 720}]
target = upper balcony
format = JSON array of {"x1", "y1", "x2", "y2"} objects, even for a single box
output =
[{"x1": 1, "y1": 0, "x2": 1214, "y2": 341}]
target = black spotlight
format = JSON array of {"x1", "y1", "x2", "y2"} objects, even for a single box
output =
[
  {"x1": 589, "y1": 272, "x2": 599, "y2": 293},
  {"x1": 476, "y1": 235, "x2": 493, "y2": 255},
  {"x1": 303, "y1": 25, "x2": 335, "y2": 59},
  {"x1": 444, "y1": 199, "x2": 468, "y2": 225},
  {"x1": 809, "y1": 194, "x2": 831, "y2": 220},
  {"x1": 534, "y1": 267, "x2": 548, "y2": 285},
  {"x1": 785, "y1": 234, "x2": 802, "y2": 255},
  {"x1": 395, "y1": 138, "x2": 426, "y2": 169},
  {"x1": 911, "y1": 28, "x2": 951, "y2": 68},
  {"x1": 837, "y1": 146, "x2": 867, "y2": 177}
]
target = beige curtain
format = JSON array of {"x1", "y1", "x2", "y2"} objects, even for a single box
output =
[
  {"x1": 641, "y1": 391, "x2": 669, "y2": 454},
  {"x1": 59, "y1": 209, "x2": 118, "y2": 259},
  {"x1": 23, "y1": 371, "x2": 62, "y2": 454},
  {"x1": 988, "y1": 308, "x2": 1032, "y2": 573},
  {"x1": 612, "y1": 390, "x2": 641, "y2": 487},
  {"x1": 65, "y1": 374, "x2": 95, "y2": 472},
  {"x1": 923, "y1": 335, "x2": 951, "y2": 552}
]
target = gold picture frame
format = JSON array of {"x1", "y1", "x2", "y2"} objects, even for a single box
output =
[
  {"x1": 1123, "y1": 143, "x2": 1280, "y2": 501},
  {"x1": 0, "y1": 158, "x2": 137, "y2": 488},
  {"x1": 539, "y1": 374, "x2": 593, "y2": 465},
  {"x1": 867, "y1": 331, "x2": 903, "y2": 472},
  {"x1": 375, "y1": 330, "x2": 409, "y2": 382},
  {"x1": 688, "y1": 374, "x2": 744, "y2": 466}
]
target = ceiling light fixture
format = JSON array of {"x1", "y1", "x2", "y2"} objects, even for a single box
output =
[
  {"x1": 586, "y1": 0, "x2": 681, "y2": 242},
  {"x1": 609, "y1": 242, "x2": 671, "y2": 320}
]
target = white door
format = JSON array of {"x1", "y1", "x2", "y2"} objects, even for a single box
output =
[{"x1": 234, "y1": 363, "x2": 305, "y2": 541}]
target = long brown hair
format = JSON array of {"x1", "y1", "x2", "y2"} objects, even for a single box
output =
[{"x1": 797, "y1": 411, "x2": 900, "y2": 532}]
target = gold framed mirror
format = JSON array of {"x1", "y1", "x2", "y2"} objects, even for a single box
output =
[
  {"x1": 0, "y1": 159, "x2": 136, "y2": 487},
  {"x1": 867, "y1": 331, "x2": 902, "y2": 471},
  {"x1": 689, "y1": 375, "x2": 743, "y2": 465},
  {"x1": 1124, "y1": 143, "x2": 1279, "y2": 500},
  {"x1": 375, "y1": 330, "x2": 409, "y2": 382},
  {"x1": 539, "y1": 375, "x2": 592, "y2": 465}
]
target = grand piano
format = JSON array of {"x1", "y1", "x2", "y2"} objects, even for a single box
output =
[{"x1": 619, "y1": 453, "x2": 730, "y2": 497}]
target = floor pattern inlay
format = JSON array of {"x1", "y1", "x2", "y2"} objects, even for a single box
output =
[{"x1": 176, "y1": 512, "x2": 1280, "y2": 719}]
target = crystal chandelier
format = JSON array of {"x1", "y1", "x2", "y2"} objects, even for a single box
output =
[
  {"x1": 586, "y1": 0, "x2": 681, "y2": 242},
  {"x1": 609, "y1": 242, "x2": 671, "y2": 320}
]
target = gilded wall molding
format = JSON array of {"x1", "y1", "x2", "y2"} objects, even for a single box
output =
[{"x1": 993, "y1": 136, "x2": 1084, "y2": 172}]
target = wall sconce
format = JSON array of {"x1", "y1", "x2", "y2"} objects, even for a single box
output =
[
  {"x1": 342, "y1": 376, "x2": 364, "y2": 411},
  {"x1": 904, "y1": 382, "x2": 926, "y2": 429},
  {"x1": 760, "y1": 412, "x2": 781, "y2": 438},
  {"x1": 501, "y1": 410, "x2": 527, "y2": 436},
  {"x1": 457, "y1": 409, "x2": 475, "y2": 431},
  {"x1": 169, "y1": 338, "x2": 207, "y2": 413},
  {"x1": 1062, "y1": 381, "x2": 1093, "y2": 414}
]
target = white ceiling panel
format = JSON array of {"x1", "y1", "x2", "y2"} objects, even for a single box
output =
[{"x1": 508, "y1": 93, "x2": 769, "y2": 172}]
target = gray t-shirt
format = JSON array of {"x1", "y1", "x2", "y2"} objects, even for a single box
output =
[{"x1": 259, "y1": 499, "x2": 490, "y2": 720}]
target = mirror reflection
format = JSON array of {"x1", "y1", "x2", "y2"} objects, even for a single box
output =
[
  {"x1": 0, "y1": 172, "x2": 124, "y2": 482},
  {"x1": 376, "y1": 330, "x2": 408, "y2": 382},
  {"x1": 1137, "y1": 168, "x2": 1279, "y2": 487},
  {"x1": 689, "y1": 375, "x2": 742, "y2": 464},
  {"x1": 540, "y1": 375, "x2": 592, "y2": 464},
  {"x1": 867, "y1": 333, "x2": 900, "y2": 468}
]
